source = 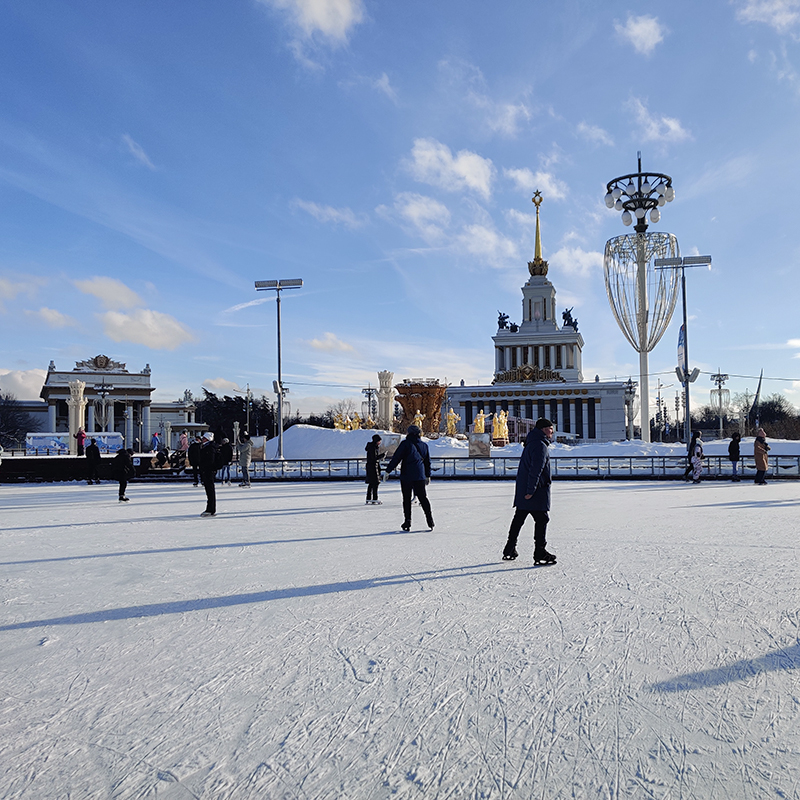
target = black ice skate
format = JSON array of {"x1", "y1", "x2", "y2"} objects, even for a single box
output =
[
  {"x1": 533, "y1": 549, "x2": 557, "y2": 565},
  {"x1": 502, "y1": 547, "x2": 518, "y2": 561},
  {"x1": 401, "y1": 522, "x2": 411, "y2": 532}
]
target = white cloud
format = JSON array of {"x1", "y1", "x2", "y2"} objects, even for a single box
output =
[
  {"x1": 455, "y1": 224, "x2": 519, "y2": 268},
  {"x1": 292, "y1": 199, "x2": 367, "y2": 228},
  {"x1": 74, "y1": 276, "x2": 143, "y2": 310},
  {"x1": 627, "y1": 97, "x2": 691, "y2": 144},
  {"x1": 100, "y1": 309, "x2": 196, "y2": 350},
  {"x1": 503, "y1": 167, "x2": 568, "y2": 200},
  {"x1": 25, "y1": 307, "x2": 78, "y2": 328},
  {"x1": 0, "y1": 275, "x2": 44, "y2": 310},
  {"x1": 406, "y1": 138, "x2": 495, "y2": 199},
  {"x1": 576, "y1": 122, "x2": 614, "y2": 146},
  {"x1": 736, "y1": 0, "x2": 800, "y2": 32},
  {"x1": 0, "y1": 368, "x2": 47, "y2": 400},
  {"x1": 469, "y1": 94, "x2": 531, "y2": 137},
  {"x1": 549, "y1": 246, "x2": 604, "y2": 278},
  {"x1": 392, "y1": 192, "x2": 451, "y2": 243},
  {"x1": 202, "y1": 378, "x2": 244, "y2": 394},
  {"x1": 309, "y1": 332, "x2": 355, "y2": 352},
  {"x1": 260, "y1": 0, "x2": 365, "y2": 41},
  {"x1": 615, "y1": 15, "x2": 666, "y2": 55},
  {"x1": 373, "y1": 72, "x2": 398, "y2": 102},
  {"x1": 121, "y1": 134, "x2": 156, "y2": 170}
]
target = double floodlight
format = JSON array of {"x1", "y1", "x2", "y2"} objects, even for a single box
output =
[{"x1": 255, "y1": 278, "x2": 303, "y2": 291}]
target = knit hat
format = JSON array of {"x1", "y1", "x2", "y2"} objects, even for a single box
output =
[
  {"x1": 406, "y1": 425, "x2": 421, "y2": 437},
  {"x1": 202, "y1": 432, "x2": 214, "y2": 441},
  {"x1": 372, "y1": 434, "x2": 382, "y2": 442},
  {"x1": 535, "y1": 418, "x2": 553, "y2": 429}
]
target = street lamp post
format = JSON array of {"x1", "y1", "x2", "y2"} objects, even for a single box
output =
[
  {"x1": 711, "y1": 369, "x2": 730, "y2": 440},
  {"x1": 653, "y1": 255, "x2": 711, "y2": 444},
  {"x1": 255, "y1": 278, "x2": 303, "y2": 459},
  {"x1": 603, "y1": 153, "x2": 679, "y2": 442}
]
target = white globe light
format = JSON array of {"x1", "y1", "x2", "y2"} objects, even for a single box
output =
[
  {"x1": 650, "y1": 208, "x2": 660, "y2": 223},
  {"x1": 604, "y1": 192, "x2": 614, "y2": 208},
  {"x1": 634, "y1": 206, "x2": 646, "y2": 219},
  {"x1": 621, "y1": 210, "x2": 633, "y2": 226},
  {"x1": 625, "y1": 181, "x2": 636, "y2": 195},
  {"x1": 614, "y1": 199, "x2": 623, "y2": 211},
  {"x1": 612, "y1": 187, "x2": 622, "y2": 200},
  {"x1": 665, "y1": 186, "x2": 675, "y2": 202},
  {"x1": 657, "y1": 195, "x2": 666, "y2": 207},
  {"x1": 655, "y1": 182, "x2": 666, "y2": 196},
  {"x1": 641, "y1": 181, "x2": 651, "y2": 194}
]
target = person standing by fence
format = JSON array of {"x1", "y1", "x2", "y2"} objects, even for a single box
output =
[
  {"x1": 85, "y1": 437, "x2": 102, "y2": 484},
  {"x1": 238, "y1": 432, "x2": 252, "y2": 487},
  {"x1": 728, "y1": 431, "x2": 741, "y2": 482},
  {"x1": 754, "y1": 428, "x2": 770, "y2": 485},
  {"x1": 691, "y1": 433, "x2": 704, "y2": 484}
]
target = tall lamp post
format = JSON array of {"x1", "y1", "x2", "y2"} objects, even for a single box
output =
[
  {"x1": 603, "y1": 153, "x2": 680, "y2": 442},
  {"x1": 255, "y1": 278, "x2": 303, "y2": 459},
  {"x1": 653, "y1": 254, "x2": 711, "y2": 444}
]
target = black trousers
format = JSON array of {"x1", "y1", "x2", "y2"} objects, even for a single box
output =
[
  {"x1": 202, "y1": 474, "x2": 216, "y2": 514},
  {"x1": 366, "y1": 481, "x2": 380, "y2": 502},
  {"x1": 755, "y1": 470, "x2": 766, "y2": 484},
  {"x1": 401, "y1": 480, "x2": 433, "y2": 525},
  {"x1": 118, "y1": 478, "x2": 127, "y2": 499},
  {"x1": 507, "y1": 508, "x2": 549, "y2": 550},
  {"x1": 88, "y1": 463, "x2": 100, "y2": 482}
]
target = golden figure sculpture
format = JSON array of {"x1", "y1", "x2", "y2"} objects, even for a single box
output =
[
  {"x1": 473, "y1": 410, "x2": 486, "y2": 434},
  {"x1": 334, "y1": 413, "x2": 346, "y2": 430},
  {"x1": 446, "y1": 407, "x2": 461, "y2": 437},
  {"x1": 351, "y1": 412, "x2": 362, "y2": 430},
  {"x1": 412, "y1": 410, "x2": 425, "y2": 430},
  {"x1": 494, "y1": 409, "x2": 509, "y2": 440}
]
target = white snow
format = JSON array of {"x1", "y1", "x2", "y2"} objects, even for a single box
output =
[{"x1": 2, "y1": 477, "x2": 800, "y2": 798}]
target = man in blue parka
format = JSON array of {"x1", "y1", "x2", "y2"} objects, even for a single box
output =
[
  {"x1": 502, "y1": 417, "x2": 556, "y2": 564},
  {"x1": 384, "y1": 424, "x2": 434, "y2": 532}
]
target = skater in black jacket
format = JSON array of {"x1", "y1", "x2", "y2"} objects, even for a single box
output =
[
  {"x1": 199, "y1": 432, "x2": 219, "y2": 516},
  {"x1": 384, "y1": 425, "x2": 434, "y2": 531},
  {"x1": 110, "y1": 448, "x2": 134, "y2": 502},
  {"x1": 728, "y1": 431, "x2": 741, "y2": 482},
  {"x1": 85, "y1": 437, "x2": 102, "y2": 484},
  {"x1": 187, "y1": 435, "x2": 202, "y2": 486},
  {"x1": 364, "y1": 434, "x2": 383, "y2": 505},
  {"x1": 502, "y1": 418, "x2": 556, "y2": 565}
]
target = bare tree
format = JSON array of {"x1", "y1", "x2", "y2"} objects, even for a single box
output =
[
  {"x1": 326, "y1": 399, "x2": 359, "y2": 419},
  {"x1": 0, "y1": 392, "x2": 42, "y2": 448}
]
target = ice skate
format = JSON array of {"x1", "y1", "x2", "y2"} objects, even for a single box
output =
[
  {"x1": 502, "y1": 546, "x2": 518, "y2": 561},
  {"x1": 401, "y1": 522, "x2": 411, "y2": 532},
  {"x1": 533, "y1": 549, "x2": 557, "y2": 565},
  {"x1": 119, "y1": 496, "x2": 130, "y2": 502}
]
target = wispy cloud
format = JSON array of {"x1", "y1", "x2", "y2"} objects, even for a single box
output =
[
  {"x1": 25, "y1": 307, "x2": 78, "y2": 328},
  {"x1": 100, "y1": 309, "x2": 196, "y2": 350},
  {"x1": 736, "y1": 0, "x2": 800, "y2": 32},
  {"x1": 121, "y1": 134, "x2": 156, "y2": 170},
  {"x1": 74, "y1": 276, "x2": 143, "y2": 310},
  {"x1": 615, "y1": 15, "x2": 667, "y2": 55},
  {"x1": 454, "y1": 224, "x2": 519, "y2": 268},
  {"x1": 202, "y1": 377, "x2": 245, "y2": 394},
  {"x1": 0, "y1": 275, "x2": 44, "y2": 311},
  {"x1": 291, "y1": 199, "x2": 368, "y2": 228},
  {"x1": 549, "y1": 247, "x2": 604, "y2": 278},
  {"x1": 309, "y1": 332, "x2": 355, "y2": 352},
  {"x1": 385, "y1": 192, "x2": 452, "y2": 243},
  {"x1": 259, "y1": 0, "x2": 365, "y2": 43},
  {"x1": 405, "y1": 138, "x2": 495, "y2": 200},
  {"x1": 576, "y1": 121, "x2": 614, "y2": 146},
  {"x1": 626, "y1": 97, "x2": 691, "y2": 144},
  {"x1": 503, "y1": 167, "x2": 568, "y2": 200}
]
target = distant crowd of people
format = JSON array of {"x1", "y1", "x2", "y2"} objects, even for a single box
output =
[{"x1": 685, "y1": 428, "x2": 771, "y2": 485}]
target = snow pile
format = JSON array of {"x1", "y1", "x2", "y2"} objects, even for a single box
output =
[{"x1": 263, "y1": 424, "x2": 799, "y2": 459}]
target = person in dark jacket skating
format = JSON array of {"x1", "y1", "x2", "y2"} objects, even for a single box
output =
[
  {"x1": 728, "y1": 431, "x2": 741, "y2": 482},
  {"x1": 217, "y1": 437, "x2": 233, "y2": 485},
  {"x1": 364, "y1": 434, "x2": 383, "y2": 504},
  {"x1": 110, "y1": 448, "x2": 134, "y2": 502},
  {"x1": 502, "y1": 418, "x2": 556, "y2": 565},
  {"x1": 384, "y1": 425, "x2": 434, "y2": 531},
  {"x1": 187, "y1": 434, "x2": 202, "y2": 486},
  {"x1": 199, "y1": 432, "x2": 218, "y2": 516},
  {"x1": 85, "y1": 437, "x2": 102, "y2": 484}
]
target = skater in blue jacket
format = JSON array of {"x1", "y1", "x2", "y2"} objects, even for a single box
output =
[
  {"x1": 502, "y1": 418, "x2": 556, "y2": 565},
  {"x1": 384, "y1": 425, "x2": 434, "y2": 531}
]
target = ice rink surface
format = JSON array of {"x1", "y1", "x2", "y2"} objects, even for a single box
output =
[{"x1": 2, "y1": 477, "x2": 800, "y2": 799}]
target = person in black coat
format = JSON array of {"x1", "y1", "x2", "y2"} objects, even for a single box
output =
[
  {"x1": 85, "y1": 437, "x2": 102, "y2": 484},
  {"x1": 384, "y1": 425, "x2": 434, "y2": 531},
  {"x1": 502, "y1": 418, "x2": 556, "y2": 564},
  {"x1": 728, "y1": 431, "x2": 741, "y2": 482},
  {"x1": 364, "y1": 434, "x2": 383, "y2": 504},
  {"x1": 187, "y1": 434, "x2": 202, "y2": 486},
  {"x1": 110, "y1": 448, "x2": 134, "y2": 502},
  {"x1": 199, "y1": 432, "x2": 218, "y2": 517},
  {"x1": 217, "y1": 437, "x2": 233, "y2": 485}
]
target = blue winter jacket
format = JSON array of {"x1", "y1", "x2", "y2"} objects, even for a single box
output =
[
  {"x1": 385, "y1": 432, "x2": 431, "y2": 482},
  {"x1": 513, "y1": 428, "x2": 551, "y2": 511}
]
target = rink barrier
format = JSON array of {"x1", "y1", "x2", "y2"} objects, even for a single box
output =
[{"x1": 3, "y1": 455, "x2": 799, "y2": 483}]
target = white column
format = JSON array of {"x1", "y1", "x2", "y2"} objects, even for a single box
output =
[
  {"x1": 595, "y1": 399, "x2": 602, "y2": 441},
  {"x1": 66, "y1": 380, "x2": 87, "y2": 455},
  {"x1": 87, "y1": 404, "x2": 95, "y2": 433},
  {"x1": 516, "y1": 346, "x2": 523, "y2": 369},
  {"x1": 582, "y1": 401, "x2": 590, "y2": 439},
  {"x1": 569, "y1": 400, "x2": 576, "y2": 434},
  {"x1": 48, "y1": 402, "x2": 57, "y2": 432},
  {"x1": 504, "y1": 347, "x2": 512, "y2": 371},
  {"x1": 495, "y1": 348, "x2": 503, "y2": 372},
  {"x1": 143, "y1": 404, "x2": 151, "y2": 446},
  {"x1": 125, "y1": 403, "x2": 133, "y2": 448},
  {"x1": 538, "y1": 346, "x2": 544, "y2": 367},
  {"x1": 556, "y1": 399, "x2": 564, "y2": 434}
]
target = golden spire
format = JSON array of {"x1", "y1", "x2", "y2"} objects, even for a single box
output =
[{"x1": 528, "y1": 190, "x2": 549, "y2": 277}]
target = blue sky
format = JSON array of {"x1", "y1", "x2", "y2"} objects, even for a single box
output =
[{"x1": 2, "y1": 0, "x2": 800, "y2": 420}]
